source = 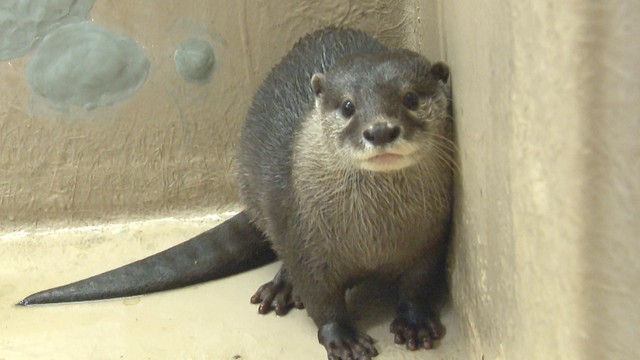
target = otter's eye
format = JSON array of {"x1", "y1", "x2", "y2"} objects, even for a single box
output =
[
  {"x1": 402, "y1": 91, "x2": 420, "y2": 110},
  {"x1": 341, "y1": 100, "x2": 356, "y2": 118}
]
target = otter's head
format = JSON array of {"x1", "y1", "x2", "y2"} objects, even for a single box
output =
[{"x1": 310, "y1": 50, "x2": 450, "y2": 172}]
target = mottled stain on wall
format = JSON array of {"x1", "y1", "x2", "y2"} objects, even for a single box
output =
[
  {"x1": 0, "y1": 0, "x2": 94, "y2": 61},
  {"x1": 174, "y1": 38, "x2": 216, "y2": 84},
  {"x1": 27, "y1": 21, "x2": 150, "y2": 111}
]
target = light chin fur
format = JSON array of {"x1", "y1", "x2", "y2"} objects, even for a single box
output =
[{"x1": 359, "y1": 156, "x2": 417, "y2": 172}]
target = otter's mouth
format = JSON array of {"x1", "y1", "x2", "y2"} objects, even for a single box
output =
[
  {"x1": 357, "y1": 141, "x2": 420, "y2": 171},
  {"x1": 359, "y1": 151, "x2": 416, "y2": 172},
  {"x1": 367, "y1": 153, "x2": 404, "y2": 163}
]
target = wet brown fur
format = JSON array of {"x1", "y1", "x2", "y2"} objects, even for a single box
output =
[{"x1": 237, "y1": 28, "x2": 454, "y2": 359}]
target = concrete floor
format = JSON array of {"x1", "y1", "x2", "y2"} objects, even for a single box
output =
[{"x1": 0, "y1": 212, "x2": 466, "y2": 360}]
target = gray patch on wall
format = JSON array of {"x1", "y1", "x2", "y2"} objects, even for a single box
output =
[
  {"x1": 174, "y1": 38, "x2": 215, "y2": 84},
  {"x1": 0, "y1": 0, "x2": 94, "y2": 61},
  {"x1": 26, "y1": 21, "x2": 150, "y2": 111}
]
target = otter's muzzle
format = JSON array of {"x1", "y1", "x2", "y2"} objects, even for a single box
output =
[{"x1": 363, "y1": 123, "x2": 401, "y2": 146}]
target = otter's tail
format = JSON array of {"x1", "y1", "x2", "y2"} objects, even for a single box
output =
[{"x1": 18, "y1": 211, "x2": 276, "y2": 306}]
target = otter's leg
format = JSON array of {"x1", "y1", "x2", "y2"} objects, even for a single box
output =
[
  {"x1": 250, "y1": 266, "x2": 303, "y2": 316},
  {"x1": 299, "y1": 279, "x2": 378, "y2": 360},
  {"x1": 390, "y1": 263, "x2": 446, "y2": 351}
]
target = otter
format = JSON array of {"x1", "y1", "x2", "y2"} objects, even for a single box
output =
[{"x1": 19, "y1": 28, "x2": 453, "y2": 360}]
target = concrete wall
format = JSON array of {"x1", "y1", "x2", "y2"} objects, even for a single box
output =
[
  {"x1": 441, "y1": 0, "x2": 640, "y2": 359},
  {"x1": 0, "y1": 0, "x2": 408, "y2": 230},
  {"x1": 1, "y1": 0, "x2": 638, "y2": 359}
]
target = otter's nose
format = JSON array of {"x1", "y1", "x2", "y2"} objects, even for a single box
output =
[{"x1": 363, "y1": 123, "x2": 401, "y2": 146}]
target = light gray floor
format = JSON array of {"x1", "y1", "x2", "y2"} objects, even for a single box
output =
[{"x1": 1, "y1": 213, "x2": 466, "y2": 359}]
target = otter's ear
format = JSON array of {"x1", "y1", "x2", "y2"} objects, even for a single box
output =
[
  {"x1": 311, "y1": 73, "x2": 325, "y2": 97},
  {"x1": 431, "y1": 62, "x2": 450, "y2": 83}
]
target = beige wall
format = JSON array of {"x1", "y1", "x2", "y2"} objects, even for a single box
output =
[
  {"x1": 0, "y1": 0, "x2": 408, "y2": 230},
  {"x1": 442, "y1": 0, "x2": 640, "y2": 359},
  {"x1": 1, "y1": 0, "x2": 639, "y2": 359}
]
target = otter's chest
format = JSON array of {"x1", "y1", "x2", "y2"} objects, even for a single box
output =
[{"x1": 293, "y1": 167, "x2": 446, "y2": 273}]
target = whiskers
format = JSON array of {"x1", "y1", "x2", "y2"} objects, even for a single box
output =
[{"x1": 427, "y1": 133, "x2": 459, "y2": 174}]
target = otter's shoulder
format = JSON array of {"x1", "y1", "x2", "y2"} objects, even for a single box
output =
[{"x1": 248, "y1": 28, "x2": 388, "y2": 114}]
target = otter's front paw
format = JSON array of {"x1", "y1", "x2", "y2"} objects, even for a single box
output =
[
  {"x1": 318, "y1": 323, "x2": 379, "y2": 360},
  {"x1": 250, "y1": 280, "x2": 303, "y2": 316},
  {"x1": 389, "y1": 315, "x2": 444, "y2": 350}
]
